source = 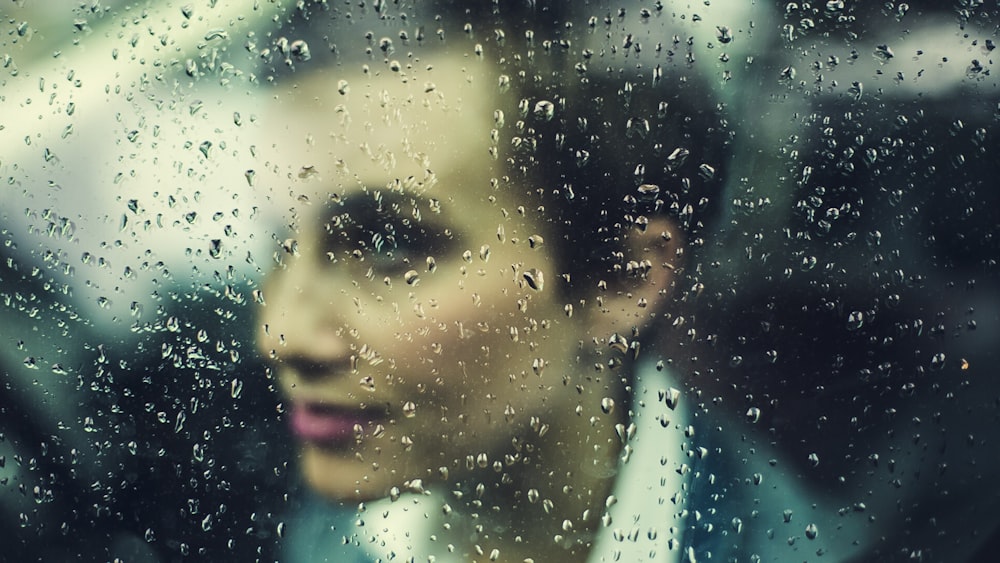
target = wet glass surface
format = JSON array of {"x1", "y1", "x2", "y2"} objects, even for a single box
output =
[{"x1": 2, "y1": 2, "x2": 999, "y2": 561}]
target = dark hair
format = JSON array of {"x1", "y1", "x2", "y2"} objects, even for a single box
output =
[{"x1": 496, "y1": 65, "x2": 727, "y2": 293}]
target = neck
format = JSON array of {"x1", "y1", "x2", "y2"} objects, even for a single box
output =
[{"x1": 442, "y1": 394, "x2": 624, "y2": 562}]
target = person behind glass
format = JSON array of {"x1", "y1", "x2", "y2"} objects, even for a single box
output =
[{"x1": 254, "y1": 38, "x2": 861, "y2": 561}]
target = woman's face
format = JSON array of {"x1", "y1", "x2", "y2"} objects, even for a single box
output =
[{"x1": 256, "y1": 59, "x2": 628, "y2": 501}]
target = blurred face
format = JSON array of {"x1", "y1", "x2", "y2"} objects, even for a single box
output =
[{"x1": 256, "y1": 59, "x2": 614, "y2": 501}]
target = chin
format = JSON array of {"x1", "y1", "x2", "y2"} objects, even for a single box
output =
[{"x1": 300, "y1": 444, "x2": 396, "y2": 502}]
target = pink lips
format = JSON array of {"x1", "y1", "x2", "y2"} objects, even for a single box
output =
[{"x1": 290, "y1": 403, "x2": 371, "y2": 444}]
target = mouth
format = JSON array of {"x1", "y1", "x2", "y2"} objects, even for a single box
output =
[{"x1": 289, "y1": 402, "x2": 385, "y2": 446}]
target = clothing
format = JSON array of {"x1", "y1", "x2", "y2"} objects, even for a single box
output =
[{"x1": 282, "y1": 363, "x2": 873, "y2": 562}]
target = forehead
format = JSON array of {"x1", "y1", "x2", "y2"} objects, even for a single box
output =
[{"x1": 269, "y1": 58, "x2": 500, "y2": 202}]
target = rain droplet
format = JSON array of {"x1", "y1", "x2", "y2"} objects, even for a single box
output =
[
  {"x1": 608, "y1": 333, "x2": 629, "y2": 355},
  {"x1": 533, "y1": 100, "x2": 555, "y2": 121},
  {"x1": 600, "y1": 397, "x2": 615, "y2": 414},
  {"x1": 402, "y1": 401, "x2": 417, "y2": 418},
  {"x1": 930, "y1": 353, "x2": 946, "y2": 370},
  {"x1": 204, "y1": 29, "x2": 228, "y2": 41},
  {"x1": 290, "y1": 40, "x2": 311, "y2": 62},
  {"x1": 208, "y1": 239, "x2": 222, "y2": 258},
  {"x1": 523, "y1": 268, "x2": 544, "y2": 291},
  {"x1": 846, "y1": 310, "x2": 865, "y2": 331},
  {"x1": 404, "y1": 270, "x2": 420, "y2": 286},
  {"x1": 874, "y1": 44, "x2": 895, "y2": 62},
  {"x1": 230, "y1": 378, "x2": 243, "y2": 399},
  {"x1": 527, "y1": 488, "x2": 540, "y2": 503},
  {"x1": 716, "y1": 26, "x2": 733, "y2": 44},
  {"x1": 731, "y1": 517, "x2": 743, "y2": 533},
  {"x1": 661, "y1": 387, "x2": 681, "y2": 410},
  {"x1": 637, "y1": 184, "x2": 660, "y2": 199}
]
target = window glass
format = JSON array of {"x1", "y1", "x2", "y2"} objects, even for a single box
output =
[{"x1": 2, "y1": 2, "x2": 998, "y2": 561}]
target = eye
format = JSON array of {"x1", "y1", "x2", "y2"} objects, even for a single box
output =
[{"x1": 370, "y1": 220, "x2": 431, "y2": 274}]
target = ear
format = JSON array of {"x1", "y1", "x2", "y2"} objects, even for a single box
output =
[{"x1": 582, "y1": 216, "x2": 683, "y2": 339}]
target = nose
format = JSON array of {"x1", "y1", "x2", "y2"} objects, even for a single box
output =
[{"x1": 257, "y1": 252, "x2": 354, "y2": 374}]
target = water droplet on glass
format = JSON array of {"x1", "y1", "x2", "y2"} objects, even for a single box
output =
[
  {"x1": 533, "y1": 100, "x2": 555, "y2": 121},
  {"x1": 208, "y1": 239, "x2": 222, "y2": 259},
  {"x1": 230, "y1": 378, "x2": 243, "y2": 399},
  {"x1": 523, "y1": 268, "x2": 544, "y2": 291},
  {"x1": 731, "y1": 517, "x2": 743, "y2": 533},
  {"x1": 662, "y1": 387, "x2": 681, "y2": 410},
  {"x1": 874, "y1": 44, "x2": 895, "y2": 62},
  {"x1": 847, "y1": 310, "x2": 865, "y2": 331},
  {"x1": 637, "y1": 184, "x2": 660, "y2": 200},
  {"x1": 402, "y1": 401, "x2": 417, "y2": 418},
  {"x1": 600, "y1": 397, "x2": 615, "y2": 414},
  {"x1": 930, "y1": 353, "x2": 946, "y2": 370},
  {"x1": 716, "y1": 26, "x2": 733, "y2": 44},
  {"x1": 608, "y1": 333, "x2": 629, "y2": 355},
  {"x1": 290, "y1": 40, "x2": 311, "y2": 62},
  {"x1": 527, "y1": 488, "x2": 540, "y2": 503},
  {"x1": 698, "y1": 163, "x2": 716, "y2": 180}
]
